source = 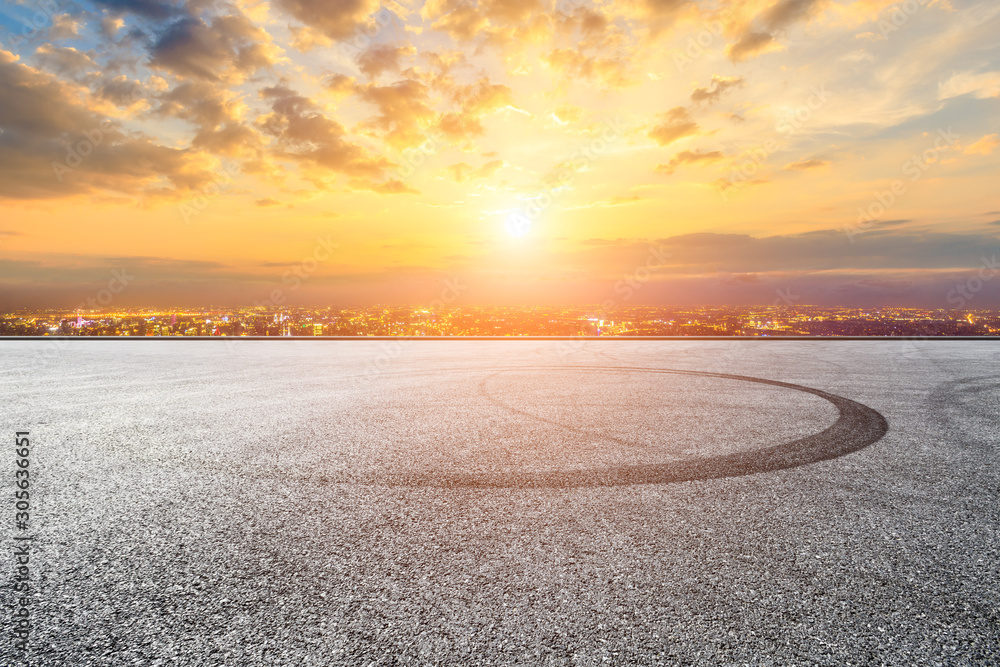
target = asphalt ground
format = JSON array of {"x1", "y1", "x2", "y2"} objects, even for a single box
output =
[{"x1": 1, "y1": 340, "x2": 998, "y2": 665}]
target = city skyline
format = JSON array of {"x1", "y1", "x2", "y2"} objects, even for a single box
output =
[
  {"x1": 4, "y1": 303, "x2": 999, "y2": 337},
  {"x1": 1, "y1": 1, "x2": 1000, "y2": 308}
]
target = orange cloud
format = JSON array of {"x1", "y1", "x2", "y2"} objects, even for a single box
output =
[
  {"x1": 357, "y1": 43, "x2": 417, "y2": 80},
  {"x1": 553, "y1": 104, "x2": 582, "y2": 123},
  {"x1": 964, "y1": 134, "x2": 999, "y2": 156},
  {"x1": 724, "y1": 0, "x2": 827, "y2": 62},
  {"x1": 157, "y1": 81, "x2": 261, "y2": 157},
  {"x1": 543, "y1": 48, "x2": 630, "y2": 89},
  {"x1": 433, "y1": 77, "x2": 515, "y2": 144},
  {"x1": 276, "y1": 0, "x2": 383, "y2": 41},
  {"x1": 726, "y1": 31, "x2": 779, "y2": 62},
  {"x1": 648, "y1": 107, "x2": 700, "y2": 146},
  {"x1": 149, "y1": 13, "x2": 279, "y2": 82},
  {"x1": 257, "y1": 84, "x2": 395, "y2": 184},
  {"x1": 348, "y1": 177, "x2": 419, "y2": 194},
  {"x1": 654, "y1": 149, "x2": 725, "y2": 175},
  {"x1": 34, "y1": 44, "x2": 97, "y2": 76},
  {"x1": 784, "y1": 158, "x2": 830, "y2": 170},
  {"x1": 0, "y1": 49, "x2": 221, "y2": 201},
  {"x1": 690, "y1": 75, "x2": 744, "y2": 105},
  {"x1": 442, "y1": 158, "x2": 505, "y2": 182},
  {"x1": 357, "y1": 78, "x2": 436, "y2": 149},
  {"x1": 422, "y1": 0, "x2": 546, "y2": 43}
]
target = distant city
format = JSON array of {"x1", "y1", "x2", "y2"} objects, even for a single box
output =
[{"x1": 2, "y1": 305, "x2": 999, "y2": 337}]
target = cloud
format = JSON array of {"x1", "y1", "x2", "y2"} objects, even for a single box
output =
[
  {"x1": 157, "y1": 81, "x2": 240, "y2": 129},
  {"x1": 257, "y1": 86, "x2": 428, "y2": 194},
  {"x1": 690, "y1": 75, "x2": 744, "y2": 105},
  {"x1": 443, "y1": 158, "x2": 505, "y2": 182},
  {"x1": 257, "y1": 84, "x2": 396, "y2": 184},
  {"x1": 725, "y1": 0, "x2": 826, "y2": 62},
  {"x1": 477, "y1": 158, "x2": 504, "y2": 177},
  {"x1": 622, "y1": 0, "x2": 694, "y2": 35},
  {"x1": 149, "y1": 13, "x2": 278, "y2": 82},
  {"x1": 0, "y1": 49, "x2": 218, "y2": 201},
  {"x1": 422, "y1": 0, "x2": 488, "y2": 41},
  {"x1": 543, "y1": 49, "x2": 630, "y2": 89},
  {"x1": 760, "y1": 0, "x2": 827, "y2": 31},
  {"x1": 276, "y1": 0, "x2": 383, "y2": 41},
  {"x1": 156, "y1": 81, "x2": 260, "y2": 156},
  {"x1": 434, "y1": 77, "x2": 515, "y2": 144},
  {"x1": 48, "y1": 14, "x2": 83, "y2": 41},
  {"x1": 451, "y1": 77, "x2": 515, "y2": 115},
  {"x1": 654, "y1": 149, "x2": 724, "y2": 175},
  {"x1": 100, "y1": 15, "x2": 126, "y2": 37},
  {"x1": 97, "y1": 75, "x2": 146, "y2": 107},
  {"x1": 648, "y1": 107, "x2": 699, "y2": 146},
  {"x1": 443, "y1": 162, "x2": 475, "y2": 182},
  {"x1": 90, "y1": 0, "x2": 182, "y2": 19},
  {"x1": 357, "y1": 43, "x2": 417, "y2": 80},
  {"x1": 324, "y1": 73, "x2": 357, "y2": 97},
  {"x1": 356, "y1": 79, "x2": 436, "y2": 149},
  {"x1": 580, "y1": 237, "x2": 630, "y2": 245},
  {"x1": 420, "y1": 49, "x2": 469, "y2": 76},
  {"x1": 649, "y1": 229, "x2": 1000, "y2": 275},
  {"x1": 714, "y1": 176, "x2": 769, "y2": 192},
  {"x1": 553, "y1": 104, "x2": 582, "y2": 123},
  {"x1": 963, "y1": 134, "x2": 999, "y2": 156},
  {"x1": 348, "y1": 178, "x2": 419, "y2": 194},
  {"x1": 438, "y1": 227, "x2": 1000, "y2": 308},
  {"x1": 34, "y1": 45, "x2": 98, "y2": 76},
  {"x1": 726, "y1": 32, "x2": 779, "y2": 62},
  {"x1": 0, "y1": 52, "x2": 100, "y2": 136},
  {"x1": 421, "y1": 0, "x2": 546, "y2": 43},
  {"x1": 867, "y1": 219, "x2": 911, "y2": 228},
  {"x1": 784, "y1": 158, "x2": 830, "y2": 170},
  {"x1": 938, "y1": 70, "x2": 1000, "y2": 100},
  {"x1": 436, "y1": 112, "x2": 484, "y2": 143},
  {"x1": 601, "y1": 194, "x2": 644, "y2": 206},
  {"x1": 557, "y1": 6, "x2": 611, "y2": 37},
  {"x1": 254, "y1": 197, "x2": 281, "y2": 206}
]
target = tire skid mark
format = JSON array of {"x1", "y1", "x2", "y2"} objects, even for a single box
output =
[{"x1": 351, "y1": 366, "x2": 890, "y2": 489}]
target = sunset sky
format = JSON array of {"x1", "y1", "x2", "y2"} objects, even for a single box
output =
[{"x1": 1, "y1": 0, "x2": 999, "y2": 308}]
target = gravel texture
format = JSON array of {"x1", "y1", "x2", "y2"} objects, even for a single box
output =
[{"x1": 1, "y1": 340, "x2": 998, "y2": 665}]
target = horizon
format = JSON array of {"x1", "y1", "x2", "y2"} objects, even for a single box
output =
[
  {"x1": 5, "y1": 302, "x2": 997, "y2": 337},
  {"x1": 2, "y1": 302, "x2": 992, "y2": 312}
]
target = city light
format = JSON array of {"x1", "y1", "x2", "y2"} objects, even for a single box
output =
[{"x1": 2, "y1": 305, "x2": 997, "y2": 337}]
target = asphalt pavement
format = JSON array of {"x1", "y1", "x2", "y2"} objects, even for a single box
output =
[{"x1": 1, "y1": 340, "x2": 998, "y2": 665}]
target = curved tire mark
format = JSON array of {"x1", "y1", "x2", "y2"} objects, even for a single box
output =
[{"x1": 358, "y1": 367, "x2": 890, "y2": 489}]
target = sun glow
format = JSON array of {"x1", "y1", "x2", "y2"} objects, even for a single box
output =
[{"x1": 504, "y1": 212, "x2": 533, "y2": 238}]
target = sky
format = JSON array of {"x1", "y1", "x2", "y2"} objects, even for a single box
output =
[{"x1": 0, "y1": 0, "x2": 999, "y2": 309}]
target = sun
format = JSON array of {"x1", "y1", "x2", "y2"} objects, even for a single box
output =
[{"x1": 504, "y1": 211, "x2": 532, "y2": 238}]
